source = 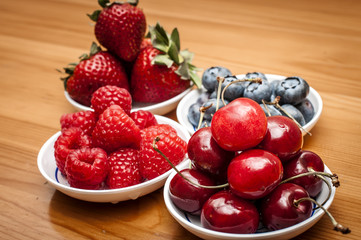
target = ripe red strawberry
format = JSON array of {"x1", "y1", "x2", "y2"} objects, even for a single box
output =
[
  {"x1": 139, "y1": 38, "x2": 152, "y2": 51},
  {"x1": 138, "y1": 124, "x2": 187, "y2": 180},
  {"x1": 65, "y1": 147, "x2": 108, "y2": 190},
  {"x1": 106, "y1": 148, "x2": 142, "y2": 189},
  {"x1": 131, "y1": 23, "x2": 201, "y2": 103},
  {"x1": 60, "y1": 110, "x2": 97, "y2": 136},
  {"x1": 61, "y1": 42, "x2": 129, "y2": 106},
  {"x1": 130, "y1": 110, "x2": 158, "y2": 129},
  {"x1": 91, "y1": 85, "x2": 132, "y2": 116},
  {"x1": 89, "y1": 0, "x2": 146, "y2": 62},
  {"x1": 54, "y1": 127, "x2": 92, "y2": 175},
  {"x1": 92, "y1": 105, "x2": 141, "y2": 153}
]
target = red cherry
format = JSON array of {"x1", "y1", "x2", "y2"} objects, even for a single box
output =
[
  {"x1": 260, "y1": 183, "x2": 312, "y2": 231},
  {"x1": 187, "y1": 127, "x2": 234, "y2": 182},
  {"x1": 201, "y1": 190, "x2": 259, "y2": 234},
  {"x1": 169, "y1": 169, "x2": 217, "y2": 215},
  {"x1": 227, "y1": 149, "x2": 283, "y2": 200},
  {"x1": 211, "y1": 98, "x2": 267, "y2": 151},
  {"x1": 258, "y1": 115, "x2": 303, "y2": 163},
  {"x1": 283, "y1": 150, "x2": 325, "y2": 197}
]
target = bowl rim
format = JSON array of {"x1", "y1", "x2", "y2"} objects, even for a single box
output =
[
  {"x1": 37, "y1": 115, "x2": 190, "y2": 199},
  {"x1": 163, "y1": 162, "x2": 335, "y2": 239},
  {"x1": 177, "y1": 74, "x2": 323, "y2": 136},
  {"x1": 64, "y1": 86, "x2": 193, "y2": 113}
]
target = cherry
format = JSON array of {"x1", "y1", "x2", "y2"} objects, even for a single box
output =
[
  {"x1": 260, "y1": 183, "x2": 312, "y2": 231},
  {"x1": 201, "y1": 190, "x2": 259, "y2": 234},
  {"x1": 187, "y1": 127, "x2": 234, "y2": 182},
  {"x1": 258, "y1": 115, "x2": 303, "y2": 163},
  {"x1": 227, "y1": 149, "x2": 283, "y2": 200},
  {"x1": 169, "y1": 168, "x2": 218, "y2": 215},
  {"x1": 283, "y1": 150, "x2": 325, "y2": 197},
  {"x1": 211, "y1": 98, "x2": 267, "y2": 151}
]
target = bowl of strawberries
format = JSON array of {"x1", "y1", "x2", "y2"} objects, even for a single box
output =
[
  {"x1": 61, "y1": 1, "x2": 201, "y2": 115},
  {"x1": 38, "y1": 85, "x2": 191, "y2": 203}
]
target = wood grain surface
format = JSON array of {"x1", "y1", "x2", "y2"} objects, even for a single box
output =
[{"x1": 1, "y1": 0, "x2": 360, "y2": 239}]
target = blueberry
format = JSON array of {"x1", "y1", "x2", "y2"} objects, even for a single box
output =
[
  {"x1": 215, "y1": 75, "x2": 246, "y2": 102},
  {"x1": 245, "y1": 72, "x2": 267, "y2": 81},
  {"x1": 203, "y1": 98, "x2": 229, "y2": 121},
  {"x1": 260, "y1": 104, "x2": 282, "y2": 117},
  {"x1": 196, "y1": 92, "x2": 210, "y2": 105},
  {"x1": 243, "y1": 79, "x2": 272, "y2": 103},
  {"x1": 295, "y1": 99, "x2": 314, "y2": 123},
  {"x1": 270, "y1": 80, "x2": 280, "y2": 102},
  {"x1": 209, "y1": 91, "x2": 217, "y2": 99},
  {"x1": 275, "y1": 76, "x2": 309, "y2": 105},
  {"x1": 187, "y1": 103, "x2": 201, "y2": 127},
  {"x1": 202, "y1": 66, "x2": 232, "y2": 92},
  {"x1": 281, "y1": 104, "x2": 306, "y2": 126}
]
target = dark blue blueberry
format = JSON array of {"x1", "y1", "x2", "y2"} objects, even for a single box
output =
[
  {"x1": 203, "y1": 98, "x2": 229, "y2": 121},
  {"x1": 275, "y1": 76, "x2": 310, "y2": 105},
  {"x1": 196, "y1": 92, "x2": 210, "y2": 105},
  {"x1": 260, "y1": 104, "x2": 282, "y2": 117},
  {"x1": 209, "y1": 91, "x2": 217, "y2": 99},
  {"x1": 295, "y1": 99, "x2": 314, "y2": 123},
  {"x1": 270, "y1": 80, "x2": 281, "y2": 102},
  {"x1": 243, "y1": 79, "x2": 272, "y2": 103},
  {"x1": 202, "y1": 66, "x2": 232, "y2": 92},
  {"x1": 187, "y1": 103, "x2": 201, "y2": 127},
  {"x1": 215, "y1": 75, "x2": 246, "y2": 102},
  {"x1": 245, "y1": 72, "x2": 267, "y2": 81},
  {"x1": 281, "y1": 104, "x2": 306, "y2": 126}
]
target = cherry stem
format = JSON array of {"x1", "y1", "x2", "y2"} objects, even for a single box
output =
[
  {"x1": 294, "y1": 197, "x2": 351, "y2": 234},
  {"x1": 315, "y1": 174, "x2": 332, "y2": 208},
  {"x1": 197, "y1": 104, "x2": 213, "y2": 130},
  {"x1": 216, "y1": 76, "x2": 225, "y2": 111},
  {"x1": 220, "y1": 77, "x2": 263, "y2": 106},
  {"x1": 261, "y1": 99, "x2": 272, "y2": 117},
  {"x1": 152, "y1": 137, "x2": 229, "y2": 189},
  {"x1": 263, "y1": 96, "x2": 312, "y2": 136},
  {"x1": 280, "y1": 171, "x2": 340, "y2": 188}
]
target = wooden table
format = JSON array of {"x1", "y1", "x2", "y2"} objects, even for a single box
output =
[{"x1": 1, "y1": 0, "x2": 360, "y2": 239}]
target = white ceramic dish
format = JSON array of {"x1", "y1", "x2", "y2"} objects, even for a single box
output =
[
  {"x1": 37, "y1": 115, "x2": 190, "y2": 203},
  {"x1": 65, "y1": 87, "x2": 192, "y2": 115},
  {"x1": 177, "y1": 74, "x2": 323, "y2": 135},
  {"x1": 164, "y1": 162, "x2": 335, "y2": 240}
]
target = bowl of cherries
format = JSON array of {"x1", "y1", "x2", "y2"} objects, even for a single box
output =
[
  {"x1": 177, "y1": 67, "x2": 322, "y2": 135},
  {"x1": 164, "y1": 98, "x2": 350, "y2": 240}
]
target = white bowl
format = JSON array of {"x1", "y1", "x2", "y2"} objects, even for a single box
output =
[
  {"x1": 163, "y1": 162, "x2": 335, "y2": 240},
  {"x1": 37, "y1": 115, "x2": 190, "y2": 203},
  {"x1": 65, "y1": 87, "x2": 192, "y2": 115},
  {"x1": 177, "y1": 74, "x2": 323, "y2": 135}
]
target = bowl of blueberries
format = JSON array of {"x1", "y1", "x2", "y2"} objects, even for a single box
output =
[{"x1": 177, "y1": 67, "x2": 323, "y2": 135}]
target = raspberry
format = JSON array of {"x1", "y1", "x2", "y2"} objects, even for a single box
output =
[
  {"x1": 130, "y1": 110, "x2": 158, "y2": 130},
  {"x1": 92, "y1": 105, "x2": 141, "y2": 153},
  {"x1": 60, "y1": 110, "x2": 97, "y2": 136},
  {"x1": 65, "y1": 147, "x2": 109, "y2": 190},
  {"x1": 54, "y1": 127, "x2": 92, "y2": 175},
  {"x1": 138, "y1": 124, "x2": 187, "y2": 180},
  {"x1": 91, "y1": 85, "x2": 132, "y2": 116},
  {"x1": 106, "y1": 148, "x2": 142, "y2": 189}
]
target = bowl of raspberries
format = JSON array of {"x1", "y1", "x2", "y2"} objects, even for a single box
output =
[
  {"x1": 177, "y1": 67, "x2": 323, "y2": 135},
  {"x1": 38, "y1": 85, "x2": 190, "y2": 203}
]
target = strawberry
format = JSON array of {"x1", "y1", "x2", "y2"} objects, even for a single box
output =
[
  {"x1": 106, "y1": 148, "x2": 142, "y2": 189},
  {"x1": 54, "y1": 127, "x2": 92, "y2": 176},
  {"x1": 60, "y1": 110, "x2": 97, "y2": 136},
  {"x1": 61, "y1": 42, "x2": 129, "y2": 106},
  {"x1": 130, "y1": 110, "x2": 158, "y2": 129},
  {"x1": 138, "y1": 124, "x2": 187, "y2": 180},
  {"x1": 88, "y1": 0, "x2": 146, "y2": 62},
  {"x1": 91, "y1": 85, "x2": 132, "y2": 116},
  {"x1": 65, "y1": 147, "x2": 108, "y2": 190},
  {"x1": 92, "y1": 105, "x2": 141, "y2": 153},
  {"x1": 131, "y1": 23, "x2": 201, "y2": 103}
]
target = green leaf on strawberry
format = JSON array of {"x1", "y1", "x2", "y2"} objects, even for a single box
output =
[{"x1": 148, "y1": 22, "x2": 202, "y2": 88}]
